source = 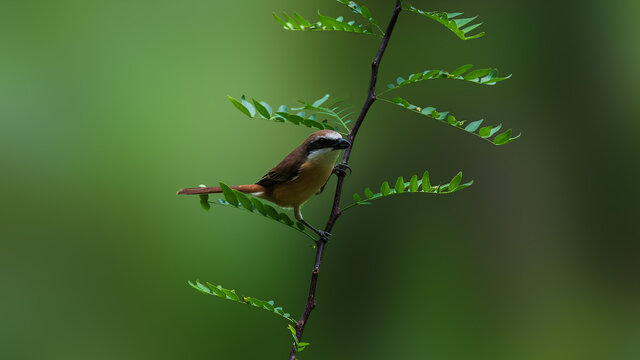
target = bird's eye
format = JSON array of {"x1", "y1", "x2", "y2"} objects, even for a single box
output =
[
  {"x1": 313, "y1": 138, "x2": 328, "y2": 147},
  {"x1": 308, "y1": 137, "x2": 337, "y2": 152}
]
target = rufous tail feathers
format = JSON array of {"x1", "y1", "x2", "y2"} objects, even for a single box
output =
[{"x1": 177, "y1": 184, "x2": 265, "y2": 195}]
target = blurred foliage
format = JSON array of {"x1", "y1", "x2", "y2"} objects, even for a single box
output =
[{"x1": 2, "y1": 0, "x2": 639, "y2": 359}]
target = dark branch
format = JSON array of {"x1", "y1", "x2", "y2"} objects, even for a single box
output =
[{"x1": 289, "y1": 1, "x2": 403, "y2": 358}]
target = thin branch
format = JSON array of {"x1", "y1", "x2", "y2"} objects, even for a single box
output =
[{"x1": 288, "y1": 1, "x2": 403, "y2": 358}]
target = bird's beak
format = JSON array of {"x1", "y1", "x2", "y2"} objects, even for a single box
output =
[{"x1": 333, "y1": 138, "x2": 351, "y2": 150}]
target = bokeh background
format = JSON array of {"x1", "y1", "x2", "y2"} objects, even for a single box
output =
[{"x1": 2, "y1": 0, "x2": 639, "y2": 359}]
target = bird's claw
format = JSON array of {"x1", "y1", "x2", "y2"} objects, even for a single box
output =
[
  {"x1": 318, "y1": 231, "x2": 332, "y2": 242},
  {"x1": 333, "y1": 162, "x2": 352, "y2": 177}
]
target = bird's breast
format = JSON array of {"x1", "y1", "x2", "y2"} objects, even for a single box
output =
[{"x1": 270, "y1": 150, "x2": 339, "y2": 208}]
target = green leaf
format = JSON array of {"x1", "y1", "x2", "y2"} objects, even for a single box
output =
[
  {"x1": 461, "y1": 22, "x2": 483, "y2": 34},
  {"x1": 221, "y1": 287, "x2": 241, "y2": 302},
  {"x1": 277, "y1": 112, "x2": 302, "y2": 125},
  {"x1": 277, "y1": 104, "x2": 289, "y2": 113},
  {"x1": 489, "y1": 124, "x2": 502, "y2": 137},
  {"x1": 273, "y1": 13, "x2": 290, "y2": 29},
  {"x1": 463, "y1": 68, "x2": 492, "y2": 81},
  {"x1": 449, "y1": 171, "x2": 462, "y2": 190},
  {"x1": 395, "y1": 176, "x2": 405, "y2": 193},
  {"x1": 312, "y1": 94, "x2": 330, "y2": 107},
  {"x1": 288, "y1": 324, "x2": 298, "y2": 342},
  {"x1": 482, "y1": 74, "x2": 513, "y2": 85},
  {"x1": 302, "y1": 118, "x2": 324, "y2": 130},
  {"x1": 452, "y1": 180, "x2": 475, "y2": 192},
  {"x1": 422, "y1": 170, "x2": 431, "y2": 192},
  {"x1": 253, "y1": 99, "x2": 271, "y2": 119},
  {"x1": 283, "y1": 13, "x2": 301, "y2": 30},
  {"x1": 279, "y1": 213, "x2": 294, "y2": 226},
  {"x1": 464, "y1": 119, "x2": 484, "y2": 132},
  {"x1": 251, "y1": 197, "x2": 266, "y2": 215},
  {"x1": 493, "y1": 129, "x2": 512, "y2": 145},
  {"x1": 364, "y1": 187, "x2": 375, "y2": 199},
  {"x1": 293, "y1": 12, "x2": 312, "y2": 27},
  {"x1": 423, "y1": 70, "x2": 440, "y2": 79},
  {"x1": 409, "y1": 175, "x2": 419, "y2": 192},
  {"x1": 353, "y1": 193, "x2": 362, "y2": 203},
  {"x1": 421, "y1": 107, "x2": 435, "y2": 115},
  {"x1": 208, "y1": 284, "x2": 226, "y2": 298},
  {"x1": 228, "y1": 96, "x2": 253, "y2": 118},
  {"x1": 240, "y1": 95, "x2": 256, "y2": 117},
  {"x1": 263, "y1": 204, "x2": 281, "y2": 221},
  {"x1": 233, "y1": 190, "x2": 254, "y2": 211},
  {"x1": 479, "y1": 126, "x2": 492, "y2": 138},
  {"x1": 189, "y1": 281, "x2": 295, "y2": 323},
  {"x1": 381, "y1": 181, "x2": 391, "y2": 196},
  {"x1": 404, "y1": 4, "x2": 485, "y2": 40},
  {"x1": 219, "y1": 182, "x2": 238, "y2": 207},
  {"x1": 451, "y1": 64, "x2": 473, "y2": 77},
  {"x1": 509, "y1": 132, "x2": 522, "y2": 141},
  {"x1": 454, "y1": 16, "x2": 477, "y2": 28}
]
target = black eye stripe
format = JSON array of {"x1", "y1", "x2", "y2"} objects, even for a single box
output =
[{"x1": 307, "y1": 137, "x2": 338, "y2": 151}]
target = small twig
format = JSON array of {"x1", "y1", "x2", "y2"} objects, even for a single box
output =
[{"x1": 288, "y1": 1, "x2": 403, "y2": 358}]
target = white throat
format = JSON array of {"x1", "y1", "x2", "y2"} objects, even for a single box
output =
[{"x1": 307, "y1": 148, "x2": 338, "y2": 164}]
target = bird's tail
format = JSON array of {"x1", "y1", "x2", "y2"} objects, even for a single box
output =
[{"x1": 177, "y1": 184, "x2": 265, "y2": 195}]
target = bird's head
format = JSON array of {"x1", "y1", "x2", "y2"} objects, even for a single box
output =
[{"x1": 304, "y1": 130, "x2": 350, "y2": 155}]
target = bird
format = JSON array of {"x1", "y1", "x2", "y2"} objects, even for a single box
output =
[{"x1": 177, "y1": 130, "x2": 351, "y2": 240}]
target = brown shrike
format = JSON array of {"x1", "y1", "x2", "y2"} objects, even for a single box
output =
[{"x1": 177, "y1": 130, "x2": 350, "y2": 239}]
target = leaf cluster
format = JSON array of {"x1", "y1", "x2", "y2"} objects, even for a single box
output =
[
  {"x1": 189, "y1": 281, "x2": 295, "y2": 323},
  {"x1": 383, "y1": 64, "x2": 511, "y2": 94},
  {"x1": 199, "y1": 183, "x2": 315, "y2": 240},
  {"x1": 404, "y1": 4, "x2": 485, "y2": 40},
  {"x1": 288, "y1": 325, "x2": 310, "y2": 353},
  {"x1": 273, "y1": 11, "x2": 380, "y2": 37},
  {"x1": 336, "y1": 0, "x2": 383, "y2": 34},
  {"x1": 228, "y1": 94, "x2": 351, "y2": 134},
  {"x1": 343, "y1": 171, "x2": 473, "y2": 211},
  {"x1": 387, "y1": 97, "x2": 520, "y2": 145}
]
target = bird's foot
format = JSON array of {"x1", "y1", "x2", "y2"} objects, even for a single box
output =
[
  {"x1": 317, "y1": 230, "x2": 332, "y2": 242},
  {"x1": 333, "y1": 162, "x2": 352, "y2": 177},
  {"x1": 299, "y1": 219, "x2": 331, "y2": 242}
]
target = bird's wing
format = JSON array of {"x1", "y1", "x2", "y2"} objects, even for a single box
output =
[{"x1": 256, "y1": 147, "x2": 305, "y2": 188}]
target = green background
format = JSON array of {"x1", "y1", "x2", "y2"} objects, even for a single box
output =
[{"x1": 2, "y1": 0, "x2": 638, "y2": 359}]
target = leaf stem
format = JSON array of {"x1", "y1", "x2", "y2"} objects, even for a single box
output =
[{"x1": 288, "y1": 1, "x2": 403, "y2": 358}]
